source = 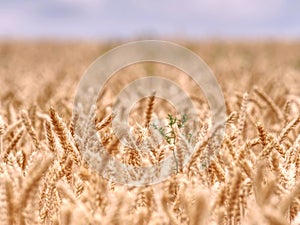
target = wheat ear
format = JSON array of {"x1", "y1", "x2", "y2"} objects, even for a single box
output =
[
  {"x1": 5, "y1": 178, "x2": 15, "y2": 225},
  {"x1": 69, "y1": 111, "x2": 78, "y2": 138},
  {"x1": 227, "y1": 169, "x2": 242, "y2": 223},
  {"x1": 280, "y1": 182, "x2": 300, "y2": 215},
  {"x1": 144, "y1": 90, "x2": 156, "y2": 127},
  {"x1": 0, "y1": 114, "x2": 5, "y2": 154},
  {"x1": 278, "y1": 116, "x2": 300, "y2": 143},
  {"x1": 3, "y1": 128, "x2": 24, "y2": 163},
  {"x1": 18, "y1": 155, "x2": 53, "y2": 224},
  {"x1": 190, "y1": 191, "x2": 208, "y2": 225},
  {"x1": 21, "y1": 109, "x2": 41, "y2": 151},
  {"x1": 45, "y1": 120, "x2": 56, "y2": 153},
  {"x1": 96, "y1": 112, "x2": 115, "y2": 131},
  {"x1": 161, "y1": 193, "x2": 178, "y2": 225},
  {"x1": 254, "y1": 86, "x2": 284, "y2": 121},
  {"x1": 236, "y1": 92, "x2": 249, "y2": 142},
  {"x1": 3, "y1": 119, "x2": 22, "y2": 140},
  {"x1": 49, "y1": 107, "x2": 80, "y2": 165},
  {"x1": 256, "y1": 121, "x2": 269, "y2": 148}
]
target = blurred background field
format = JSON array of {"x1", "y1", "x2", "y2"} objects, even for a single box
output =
[{"x1": 1, "y1": 40, "x2": 299, "y2": 112}]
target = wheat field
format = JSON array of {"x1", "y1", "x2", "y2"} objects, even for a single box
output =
[{"x1": 0, "y1": 41, "x2": 300, "y2": 225}]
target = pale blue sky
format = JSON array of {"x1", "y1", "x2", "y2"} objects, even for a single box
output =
[{"x1": 0, "y1": 0, "x2": 299, "y2": 40}]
